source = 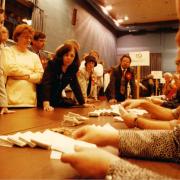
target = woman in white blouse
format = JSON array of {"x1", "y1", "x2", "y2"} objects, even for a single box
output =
[{"x1": 1, "y1": 24, "x2": 44, "y2": 106}]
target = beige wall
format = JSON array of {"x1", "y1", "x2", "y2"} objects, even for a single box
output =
[{"x1": 38, "y1": 0, "x2": 117, "y2": 69}]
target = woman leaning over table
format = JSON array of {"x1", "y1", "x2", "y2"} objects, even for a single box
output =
[
  {"x1": 0, "y1": 24, "x2": 44, "y2": 106},
  {"x1": 41, "y1": 44, "x2": 92, "y2": 111}
]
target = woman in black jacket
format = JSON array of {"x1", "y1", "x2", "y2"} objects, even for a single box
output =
[{"x1": 41, "y1": 44, "x2": 86, "y2": 111}]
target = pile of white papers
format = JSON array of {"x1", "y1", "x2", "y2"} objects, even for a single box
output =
[
  {"x1": 88, "y1": 107, "x2": 120, "y2": 117},
  {"x1": 0, "y1": 124, "x2": 118, "y2": 160},
  {"x1": 61, "y1": 112, "x2": 88, "y2": 126},
  {"x1": 0, "y1": 129, "x2": 96, "y2": 153},
  {"x1": 88, "y1": 104, "x2": 148, "y2": 117}
]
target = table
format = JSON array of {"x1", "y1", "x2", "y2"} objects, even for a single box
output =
[{"x1": 0, "y1": 101, "x2": 179, "y2": 179}]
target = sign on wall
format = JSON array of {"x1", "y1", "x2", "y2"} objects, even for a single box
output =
[
  {"x1": 129, "y1": 51, "x2": 150, "y2": 66},
  {"x1": 151, "y1": 71, "x2": 163, "y2": 79}
]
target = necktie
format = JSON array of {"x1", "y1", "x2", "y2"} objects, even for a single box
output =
[{"x1": 120, "y1": 69, "x2": 126, "y2": 95}]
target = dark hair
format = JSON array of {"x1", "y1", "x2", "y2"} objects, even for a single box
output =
[
  {"x1": 85, "y1": 55, "x2": 97, "y2": 67},
  {"x1": 120, "y1": 54, "x2": 132, "y2": 63},
  {"x1": 33, "y1": 31, "x2": 46, "y2": 40},
  {"x1": 54, "y1": 44, "x2": 79, "y2": 74}
]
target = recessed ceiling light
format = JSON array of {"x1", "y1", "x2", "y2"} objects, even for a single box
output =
[
  {"x1": 100, "y1": 6, "x2": 109, "y2": 15},
  {"x1": 124, "y1": 16, "x2": 129, "y2": 21},
  {"x1": 129, "y1": 29, "x2": 137, "y2": 32},
  {"x1": 113, "y1": 19, "x2": 119, "y2": 27},
  {"x1": 105, "y1": 5, "x2": 112, "y2": 11},
  {"x1": 117, "y1": 19, "x2": 124, "y2": 23}
]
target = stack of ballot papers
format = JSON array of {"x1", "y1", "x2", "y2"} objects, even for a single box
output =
[
  {"x1": 88, "y1": 104, "x2": 123, "y2": 117},
  {"x1": 127, "y1": 108, "x2": 148, "y2": 115},
  {"x1": 88, "y1": 104, "x2": 148, "y2": 117},
  {"x1": 0, "y1": 136, "x2": 13, "y2": 147},
  {"x1": 61, "y1": 112, "x2": 88, "y2": 126},
  {"x1": 0, "y1": 124, "x2": 117, "y2": 160},
  {"x1": 0, "y1": 129, "x2": 96, "y2": 153}
]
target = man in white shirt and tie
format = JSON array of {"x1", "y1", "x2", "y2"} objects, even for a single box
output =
[{"x1": 106, "y1": 54, "x2": 135, "y2": 103}]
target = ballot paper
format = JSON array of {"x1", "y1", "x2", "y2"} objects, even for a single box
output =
[
  {"x1": 31, "y1": 132, "x2": 51, "y2": 149},
  {"x1": 68, "y1": 112, "x2": 88, "y2": 121},
  {"x1": 7, "y1": 132, "x2": 27, "y2": 147},
  {"x1": 0, "y1": 135, "x2": 13, "y2": 147},
  {"x1": 50, "y1": 150, "x2": 62, "y2": 160},
  {"x1": 50, "y1": 124, "x2": 116, "y2": 159},
  {"x1": 31, "y1": 129, "x2": 96, "y2": 153},
  {"x1": 88, "y1": 110, "x2": 101, "y2": 117},
  {"x1": 127, "y1": 108, "x2": 148, "y2": 115},
  {"x1": 118, "y1": 104, "x2": 128, "y2": 115},
  {"x1": 113, "y1": 116, "x2": 124, "y2": 122},
  {"x1": 62, "y1": 115, "x2": 84, "y2": 126},
  {"x1": 101, "y1": 123, "x2": 118, "y2": 132},
  {"x1": 19, "y1": 131, "x2": 37, "y2": 148}
]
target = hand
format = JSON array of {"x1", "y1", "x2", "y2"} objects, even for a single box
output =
[
  {"x1": 61, "y1": 146, "x2": 119, "y2": 178},
  {"x1": 83, "y1": 103, "x2": 95, "y2": 108},
  {"x1": 149, "y1": 97, "x2": 163, "y2": 105},
  {"x1": 109, "y1": 99, "x2": 117, "y2": 104},
  {"x1": 0, "y1": 107, "x2": 15, "y2": 115},
  {"x1": 73, "y1": 125, "x2": 119, "y2": 147},
  {"x1": 43, "y1": 101, "x2": 54, "y2": 111},
  {"x1": 121, "y1": 112, "x2": 138, "y2": 128},
  {"x1": 121, "y1": 99, "x2": 145, "y2": 109},
  {"x1": 43, "y1": 105, "x2": 54, "y2": 111}
]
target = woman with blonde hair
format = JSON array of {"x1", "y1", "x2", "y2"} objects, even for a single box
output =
[
  {"x1": 162, "y1": 72, "x2": 176, "y2": 99},
  {"x1": 0, "y1": 24, "x2": 43, "y2": 106}
]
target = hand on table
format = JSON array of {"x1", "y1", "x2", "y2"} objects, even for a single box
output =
[
  {"x1": 0, "y1": 107, "x2": 15, "y2": 115},
  {"x1": 121, "y1": 112, "x2": 138, "y2": 128},
  {"x1": 121, "y1": 99, "x2": 146, "y2": 109},
  {"x1": 61, "y1": 146, "x2": 119, "y2": 178},
  {"x1": 43, "y1": 105, "x2": 54, "y2": 111},
  {"x1": 72, "y1": 125, "x2": 119, "y2": 147}
]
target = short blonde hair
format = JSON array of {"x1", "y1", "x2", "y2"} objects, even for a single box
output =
[
  {"x1": 163, "y1": 72, "x2": 172, "y2": 78},
  {"x1": 13, "y1": 24, "x2": 34, "y2": 42}
]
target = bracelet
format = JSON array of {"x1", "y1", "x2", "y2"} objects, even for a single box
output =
[{"x1": 134, "y1": 117, "x2": 139, "y2": 127}]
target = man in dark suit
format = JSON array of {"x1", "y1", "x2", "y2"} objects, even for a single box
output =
[{"x1": 106, "y1": 54, "x2": 135, "y2": 103}]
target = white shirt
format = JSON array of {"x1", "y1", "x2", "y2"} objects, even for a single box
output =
[{"x1": 1, "y1": 46, "x2": 44, "y2": 106}]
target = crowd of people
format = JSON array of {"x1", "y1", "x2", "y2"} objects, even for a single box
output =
[{"x1": 0, "y1": 2, "x2": 180, "y2": 179}]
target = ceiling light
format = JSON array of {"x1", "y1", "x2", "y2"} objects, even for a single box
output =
[
  {"x1": 124, "y1": 16, "x2": 129, "y2": 21},
  {"x1": 129, "y1": 29, "x2": 137, "y2": 32},
  {"x1": 105, "y1": 5, "x2": 112, "y2": 11},
  {"x1": 113, "y1": 19, "x2": 119, "y2": 27},
  {"x1": 117, "y1": 19, "x2": 124, "y2": 23},
  {"x1": 101, "y1": 6, "x2": 109, "y2": 15}
]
